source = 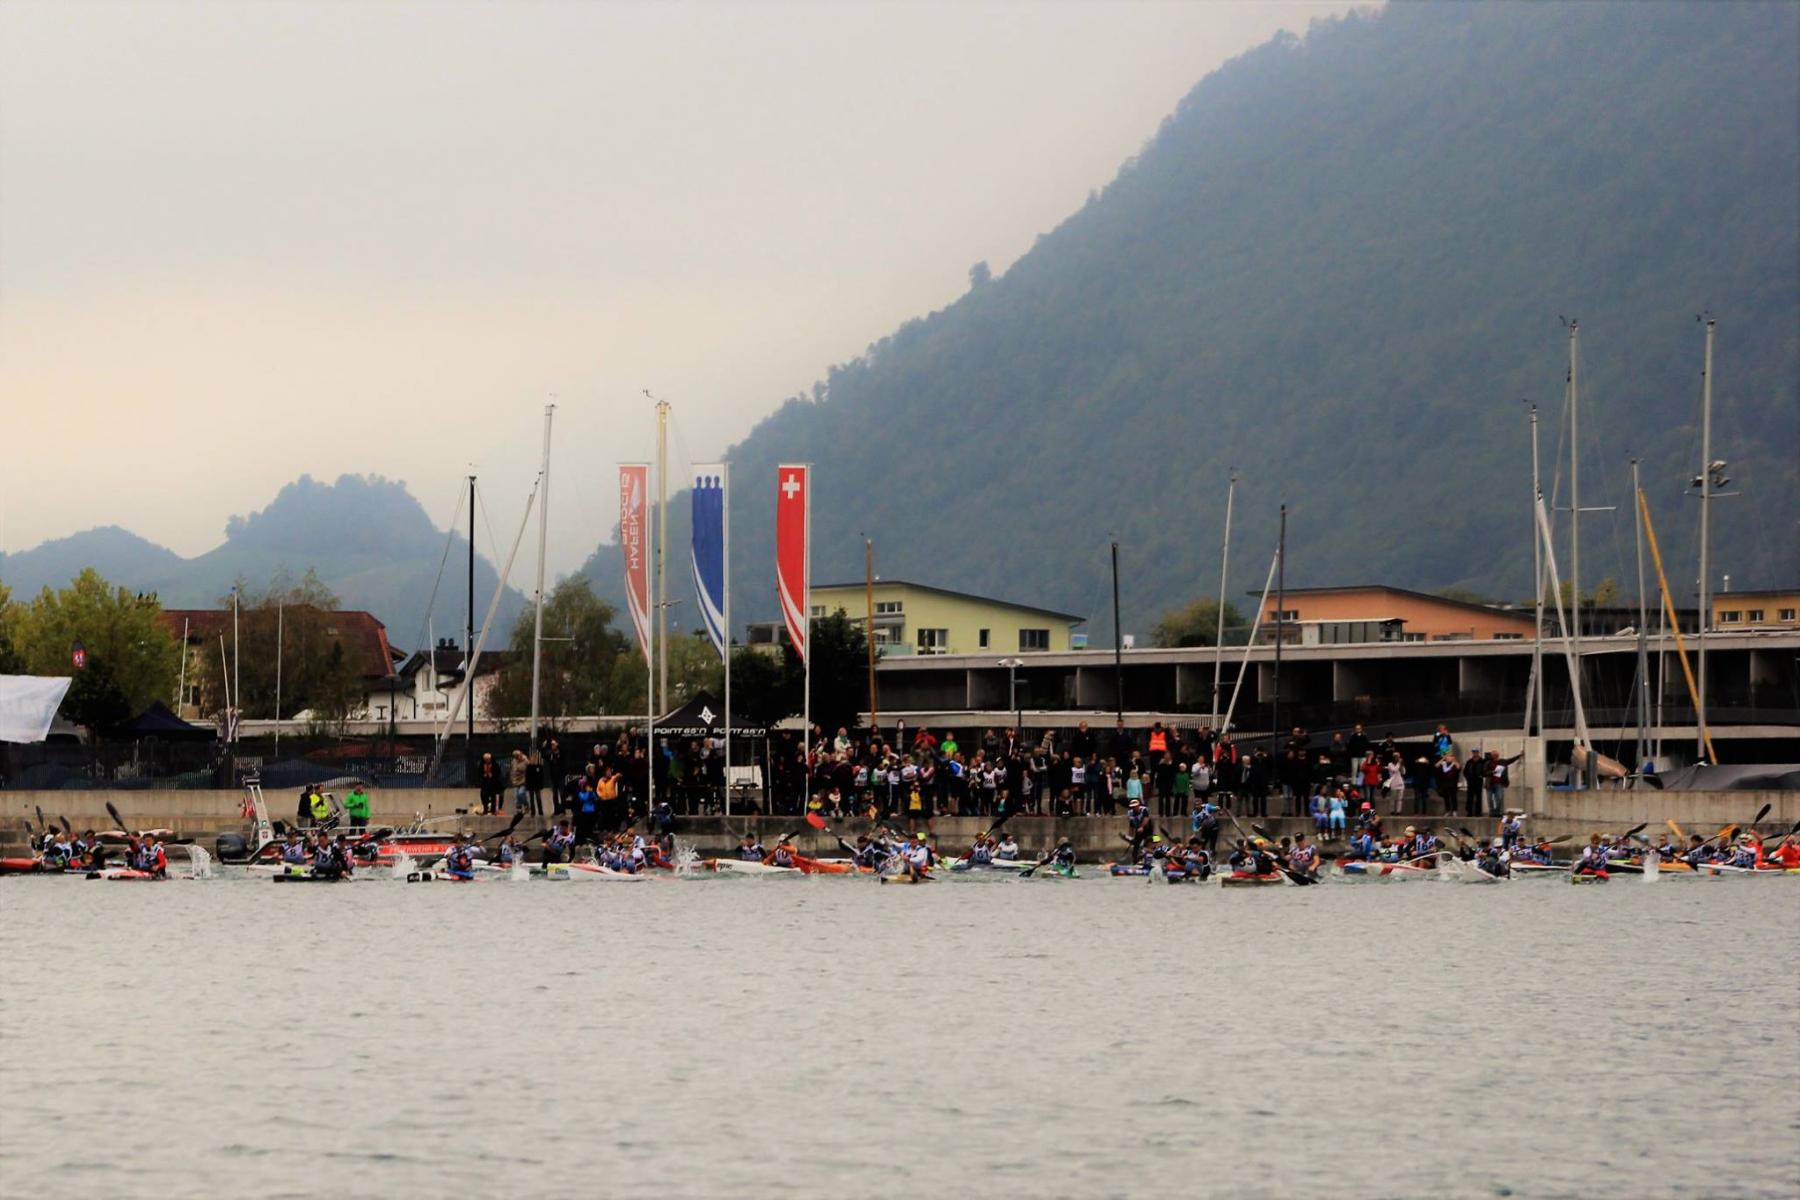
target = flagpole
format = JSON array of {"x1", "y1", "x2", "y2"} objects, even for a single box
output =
[
  {"x1": 722, "y1": 463, "x2": 733, "y2": 818},
  {"x1": 803, "y1": 464, "x2": 811, "y2": 813},
  {"x1": 647, "y1": 460, "x2": 656, "y2": 817}
]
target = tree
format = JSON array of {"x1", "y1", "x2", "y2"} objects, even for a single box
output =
[
  {"x1": 486, "y1": 578, "x2": 629, "y2": 721},
  {"x1": 1555, "y1": 576, "x2": 1620, "y2": 611},
  {"x1": 190, "y1": 570, "x2": 362, "y2": 720},
  {"x1": 0, "y1": 583, "x2": 22, "y2": 674},
  {"x1": 797, "y1": 608, "x2": 875, "y2": 735},
  {"x1": 14, "y1": 569, "x2": 182, "y2": 723},
  {"x1": 1152, "y1": 597, "x2": 1247, "y2": 648},
  {"x1": 729, "y1": 644, "x2": 796, "y2": 732},
  {"x1": 968, "y1": 260, "x2": 992, "y2": 289}
]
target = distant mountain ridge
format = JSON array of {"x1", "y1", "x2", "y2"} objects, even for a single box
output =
[
  {"x1": 580, "y1": 1, "x2": 1799, "y2": 642},
  {"x1": 2, "y1": 475, "x2": 527, "y2": 643}
]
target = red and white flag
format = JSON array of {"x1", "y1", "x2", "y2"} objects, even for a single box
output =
[
  {"x1": 619, "y1": 464, "x2": 652, "y2": 666},
  {"x1": 776, "y1": 463, "x2": 810, "y2": 663}
]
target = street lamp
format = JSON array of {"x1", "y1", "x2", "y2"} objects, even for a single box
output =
[{"x1": 996, "y1": 658, "x2": 1025, "y2": 735}]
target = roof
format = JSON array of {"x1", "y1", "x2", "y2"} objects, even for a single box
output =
[
  {"x1": 110, "y1": 700, "x2": 215, "y2": 740},
  {"x1": 655, "y1": 689, "x2": 768, "y2": 739},
  {"x1": 159, "y1": 608, "x2": 398, "y2": 681},
  {"x1": 1245, "y1": 584, "x2": 1534, "y2": 621},
  {"x1": 395, "y1": 646, "x2": 513, "y2": 681},
  {"x1": 813, "y1": 578, "x2": 1085, "y2": 624},
  {"x1": 1712, "y1": 589, "x2": 1800, "y2": 601}
]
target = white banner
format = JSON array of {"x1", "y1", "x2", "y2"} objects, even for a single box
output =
[{"x1": 0, "y1": 675, "x2": 73, "y2": 743}]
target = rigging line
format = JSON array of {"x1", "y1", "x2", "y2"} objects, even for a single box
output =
[
  {"x1": 1714, "y1": 383, "x2": 1779, "y2": 581},
  {"x1": 474, "y1": 481, "x2": 503, "y2": 571},
  {"x1": 402, "y1": 482, "x2": 468, "y2": 667}
]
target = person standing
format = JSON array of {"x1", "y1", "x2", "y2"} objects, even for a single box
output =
[
  {"x1": 343, "y1": 783, "x2": 371, "y2": 830},
  {"x1": 477, "y1": 752, "x2": 502, "y2": 815},
  {"x1": 1434, "y1": 753, "x2": 1462, "y2": 816},
  {"x1": 509, "y1": 749, "x2": 530, "y2": 815},
  {"x1": 1463, "y1": 749, "x2": 1485, "y2": 819}
]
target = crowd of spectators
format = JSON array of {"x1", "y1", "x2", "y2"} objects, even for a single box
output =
[{"x1": 492, "y1": 719, "x2": 1519, "y2": 838}]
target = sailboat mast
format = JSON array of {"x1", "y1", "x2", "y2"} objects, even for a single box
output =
[
  {"x1": 1632, "y1": 459, "x2": 1649, "y2": 773},
  {"x1": 1696, "y1": 318, "x2": 1715, "y2": 761},
  {"x1": 467, "y1": 473, "x2": 476, "y2": 777},
  {"x1": 1528, "y1": 404, "x2": 1545, "y2": 741},
  {"x1": 655, "y1": 399, "x2": 670, "y2": 718},
  {"x1": 529, "y1": 403, "x2": 554, "y2": 751},
  {"x1": 1567, "y1": 321, "x2": 1582, "y2": 661},
  {"x1": 1210, "y1": 470, "x2": 1235, "y2": 729}
]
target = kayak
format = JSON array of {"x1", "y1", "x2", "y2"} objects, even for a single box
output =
[
  {"x1": 1105, "y1": 863, "x2": 1201, "y2": 882},
  {"x1": 542, "y1": 862, "x2": 649, "y2": 882},
  {"x1": 1437, "y1": 856, "x2": 1502, "y2": 884},
  {"x1": 879, "y1": 873, "x2": 932, "y2": 885},
  {"x1": 1569, "y1": 871, "x2": 1610, "y2": 884},
  {"x1": 948, "y1": 859, "x2": 1032, "y2": 872},
  {"x1": 1334, "y1": 860, "x2": 1435, "y2": 879},
  {"x1": 1025, "y1": 863, "x2": 1078, "y2": 879},
  {"x1": 87, "y1": 867, "x2": 161, "y2": 881},
  {"x1": 1220, "y1": 873, "x2": 1286, "y2": 887},
  {"x1": 271, "y1": 871, "x2": 348, "y2": 883},
  {"x1": 1509, "y1": 863, "x2": 1568, "y2": 878},
  {"x1": 703, "y1": 859, "x2": 799, "y2": 875},
  {"x1": 0, "y1": 857, "x2": 46, "y2": 875}
]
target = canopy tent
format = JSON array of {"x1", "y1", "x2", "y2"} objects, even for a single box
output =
[
  {"x1": 654, "y1": 690, "x2": 767, "y2": 740},
  {"x1": 109, "y1": 700, "x2": 216, "y2": 741},
  {"x1": 0, "y1": 675, "x2": 73, "y2": 744}
]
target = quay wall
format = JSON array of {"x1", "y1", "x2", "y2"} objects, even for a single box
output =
[{"x1": 0, "y1": 789, "x2": 1792, "y2": 857}]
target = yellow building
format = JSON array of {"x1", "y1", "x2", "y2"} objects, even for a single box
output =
[
  {"x1": 746, "y1": 580, "x2": 1084, "y2": 656},
  {"x1": 1712, "y1": 589, "x2": 1800, "y2": 630}
]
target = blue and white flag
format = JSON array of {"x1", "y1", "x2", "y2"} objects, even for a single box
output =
[{"x1": 691, "y1": 464, "x2": 729, "y2": 658}]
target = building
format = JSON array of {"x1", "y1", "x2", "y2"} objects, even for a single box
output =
[
  {"x1": 364, "y1": 639, "x2": 511, "y2": 722},
  {"x1": 1252, "y1": 585, "x2": 1538, "y2": 644},
  {"x1": 160, "y1": 607, "x2": 401, "y2": 718},
  {"x1": 1713, "y1": 589, "x2": 1800, "y2": 631},
  {"x1": 745, "y1": 579, "x2": 1084, "y2": 657}
]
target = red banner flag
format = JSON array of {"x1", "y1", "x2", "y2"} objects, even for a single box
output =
[
  {"x1": 776, "y1": 463, "x2": 809, "y2": 663},
  {"x1": 619, "y1": 464, "x2": 652, "y2": 666}
]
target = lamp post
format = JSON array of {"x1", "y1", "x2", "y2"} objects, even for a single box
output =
[{"x1": 997, "y1": 658, "x2": 1025, "y2": 735}]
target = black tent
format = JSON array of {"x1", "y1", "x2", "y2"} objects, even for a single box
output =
[
  {"x1": 655, "y1": 690, "x2": 767, "y2": 739},
  {"x1": 110, "y1": 701, "x2": 216, "y2": 741}
]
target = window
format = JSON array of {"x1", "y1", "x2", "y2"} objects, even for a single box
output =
[
  {"x1": 1719, "y1": 610, "x2": 1741, "y2": 624},
  {"x1": 917, "y1": 628, "x2": 949, "y2": 654},
  {"x1": 1019, "y1": 628, "x2": 1050, "y2": 651},
  {"x1": 809, "y1": 605, "x2": 825, "y2": 618},
  {"x1": 872, "y1": 628, "x2": 898, "y2": 646},
  {"x1": 875, "y1": 601, "x2": 903, "y2": 615},
  {"x1": 1494, "y1": 633, "x2": 1524, "y2": 641},
  {"x1": 978, "y1": 628, "x2": 990, "y2": 648},
  {"x1": 1779, "y1": 608, "x2": 1796, "y2": 622},
  {"x1": 1270, "y1": 609, "x2": 1299, "y2": 622},
  {"x1": 1745, "y1": 609, "x2": 1764, "y2": 622}
]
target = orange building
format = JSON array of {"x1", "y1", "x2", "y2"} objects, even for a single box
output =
[
  {"x1": 1712, "y1": 589, "x2": 1800, "y2": 631},
  {"x1": 1256, "y1": 585, "x2": 1537, "y2": 644}
]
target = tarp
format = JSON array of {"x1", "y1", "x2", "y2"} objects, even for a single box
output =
[
  {"x1": 1643, "y1": 763, "x2": 1800, "y2": 792},
  {"x1": 655, "y1": 690, "x2": 767, "y2": 739},
  {"x1": 110, "y1": 700, "x2": 216, "y2": 741},
  {"x1": 0, "y1": 675, "x2": 74, "y2": 744}
]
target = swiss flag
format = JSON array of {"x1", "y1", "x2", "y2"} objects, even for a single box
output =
[{"x1": 777, "y1": 464, "x2": 809, "y2": 662}]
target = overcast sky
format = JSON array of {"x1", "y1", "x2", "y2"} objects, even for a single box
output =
[{"x1": 2, "y1": 0, "x2": 1357, "y2": 579}]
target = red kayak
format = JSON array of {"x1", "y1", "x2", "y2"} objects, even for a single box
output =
[{"x1": 0, "y1": 857, "x2": 45, "y2": 875}]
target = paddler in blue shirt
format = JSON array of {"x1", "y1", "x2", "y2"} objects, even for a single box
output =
[
  {"x1": 444, "y1": 833, "x2": 477, "y2": 880},
  {"x1": 280, "y1": 831, "x2": 307, "y2": 865},
  {"x1": 738, "y1": 834, "x2": 765, "y2": 861},
  {"x1": 1049, "y1": 838, "x2": 1076, "y2": 870},
  {"x1": 1500, "y1": 813, "x2": 1524, "y2": 849},
  {"x1": 995, "y1": 834, "x2": 1020, "y2": 861},
  {"x1": 767, "y1": 837, "x2": 799, "y2": 868},
  {"x1": 544, "y1": 820, "x2": 575, "y2": 863},
  {"x1": 851, "y1": 835, "x2": 883, "y2": 870},
  {"x1": 1574, "y1": 834, "x2": 1609, "y2": 877},
  {"x1": 145, "y1": 839, "x2": 169, "y2": 879},
  {"x1": 901, "y1": 833, "x2": 933, "y2": 878}
]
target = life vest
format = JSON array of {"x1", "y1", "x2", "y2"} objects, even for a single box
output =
[
  {"x1": 772, "y1": 845, "x2": 796, "y2": 867},
  {"x1": 1148, "y1": 730, "x2": 1168, "y2": 754},
  {"x1": 308, "y1": 792, "x2": 330, "y2": 819}
]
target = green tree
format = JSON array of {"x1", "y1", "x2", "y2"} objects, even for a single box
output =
[
  {"x1": 0, "y1": 582, "x2": 22, "y2": 673},
  {"x1": 191, "y1": 570, "x2": 359, "y2": 720},
  {"x1": 487, "y1": 578, "x2": 629, "y2": 721},
  {"x1": 798, "y1": 608, "x2": 875, "y2": 735},
  {"x1": 604, "y1": 630, "x2": 727, "y2": 719},
  {"x1": 14, "y1": 569, "x2": 182, "y2": 724},
  {"x1": 1151, "y1": 597, "x2": 1247, "y2": 648}
]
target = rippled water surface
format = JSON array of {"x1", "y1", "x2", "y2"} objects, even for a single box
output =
[{"x1": 2, "y1": 869, "x2": 1797, "y2": 1199}]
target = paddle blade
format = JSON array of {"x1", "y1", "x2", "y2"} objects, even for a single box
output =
[
  {"x1": 59, "y1": 816, "x2": 71, "y2": 835},
  {"x1": 106, "y1": 801, "x2": 129, "y2": 833},
  {"x1": 805, "y1": 812, "x2": 827, "y2": 830},
  {"x1": 1623, "y1": 822, "x2": 1648, "y2": 839},
  {"x1": 1750, "y1": 803, "x2": 1771, "y2": 829},
  {"x1": 1666, "y1": 818, "x2": 1686, "y2": 840}
]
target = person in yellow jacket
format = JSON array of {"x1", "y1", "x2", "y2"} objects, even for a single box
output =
[{"x1": 308, "y1": 787, "x2": 332, "y2": 826}]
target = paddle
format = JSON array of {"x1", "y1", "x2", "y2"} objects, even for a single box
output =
[
  {"x1": 105, "y1": 801, "x2": 130, "y2": 835},
  {"x1": 1018, "y1": 850, "x2": 1057, "y2": 878},
  {"x1": 480, "y1": 811, "x2": 526, "y2": 847},
  {"x1": 35, "y1": 805, "x2": 46, "y2": 834},
  {"x1": 59, "y1": 815, "x2": 71, "y2": 835}
]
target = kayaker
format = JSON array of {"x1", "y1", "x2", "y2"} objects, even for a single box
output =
[
  {"x1": 1344, "y1": 827, "x2": 1376, "y2": 862},
  {"x1": 280, "y1": 831, "x2": 308, "y2": 865},
  {"x1": 1048, "y1": 838, "x2": 1076, "y2": 871},
  {"x1": 851, "y1": 835, "x2": 883, "y2": 870},
  {"x1": 901, "y1": 833, "x2": 933, "y2": 879},
  {"x1": 738, "y1": 834, "x2": 765, "y2": 861},
  {"x1": 1474, "y1": 839, "x2": 1507, "y2": 877},
  {"x1": 1574, "y1": 834, "x2": 1609, "y2": 878},
  {"x1": 1499, "y1": 813, "x2": 1525, "y2": 849},
  {"x1": 496, "y1": 834, "x2": 523, "y2": 865},
  {"x1": 311, "y1": 834, "x2": 342, "y2": 880},
  {"x1": 1180, "y1": 838, "x2": 1212, "y2": 881},
  {"x1": 444, "y1": 834, "x2": 477, "y2": 881},
  {"x1": 768, "y1": 838, "x2": 799, "y2": 869},
  {"x1": 1289, "y1": 833, "x2": 1320, "y2": 880},
  {"x1": 968, "y1": 837, "x2": 994, "y2": 866},
  {"x1": 1682, "y1": 834, "x2": 1713, "y2": 867},
  {"x1": 1728, "y1": 838, "x2": 1758, "y2": 869},
  {"x1": 995, "y1": 834, "x2": 1020, "y2": 861},
  {"x1": 333, "y1": 834, "x2": 355, "y2": 878},
  {"x1": 1125, "y1": 797, "x2": 1150, "y2": 859},
  {"x1": 544, "y1": 819, "x2": 576, "y2": 864},
  {"x1": 145, "y1": 838, "x2": 169, "y2": 879},
  {"x1": 1765, "y1": 835, "x2": 1800, "y2": 869}
]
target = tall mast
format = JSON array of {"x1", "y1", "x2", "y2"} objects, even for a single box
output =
[
  {"x1": 655, "y1": 398, "x2": 670, "y2": 717},
  {"x1": 865, "y1": 537, "x2": 876, "y2": 732},
  {"x1": 1209, "y1": 470, "x2": 1236, "y2": 729},
  {"x1": 1110, "y1": 540, "x2": 1123, "y2": 724},
  {"x1": 529, "y1": 403, "x2": 554, "y2": 752},
  {"x1": 1695, "y1": 317, "x2": 1716, "y2": 761},
  {"x1": 1272, "y1": 503, "x2": 1286, "y2": 741},
  {"x1": 1567, "y1": 321, "x2": 1582, "y2": 671},
  {"x1": 460, "y1": 474, "x2": 468, "y2": 784},
  {"x1": 1632, "y1": 459, "x2": 1649, "y2": 773},
  {"x1": 1529, "y1": 404, "x2": 1545, "y2": 741},
  {"x1": 274, "y1": 602, "x2": 283, "y2": 755}
]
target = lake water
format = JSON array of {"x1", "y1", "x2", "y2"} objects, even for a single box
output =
[{"x1": 1, "y1": 869, "x2": 1796, "y2": 1199}]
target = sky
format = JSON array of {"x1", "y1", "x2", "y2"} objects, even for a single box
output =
[{"x1": 1, "y1": 0, "x2": 1358, "y2": 579}]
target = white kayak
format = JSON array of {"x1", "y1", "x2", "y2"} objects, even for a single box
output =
[
  {"x1": 543, "y1": 862, "x2": 650, "y2": 882},
  {"x1": 1438, "y1": 856, "x2": 1502, "y2": 884},
  {"x1": 706, "y1": 859, "x2": 799, "y2": 875}
]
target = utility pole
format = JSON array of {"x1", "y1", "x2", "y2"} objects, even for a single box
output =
[
  {"x1": 865, "y1": 536, "x2": 877, "y2": 732},
  {"x1": 466, "y1": 473, "x2": 476, "y2": 781},
  {"x1": 1632, "y1": 459, "x2": 1649, "y2": 774},
  {"x1": 1271, "y1": 504, "x2": 1286, "y2": 741},
  {"x1": 655, "y1": 397, "x2": 670, "y2": 717},
  {"x1": 529, "y1": 403, "x2": 554, "y2": 753},
  {"x1": 1529, "y1": 404, "x2": 1545, "y2": 742}
]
